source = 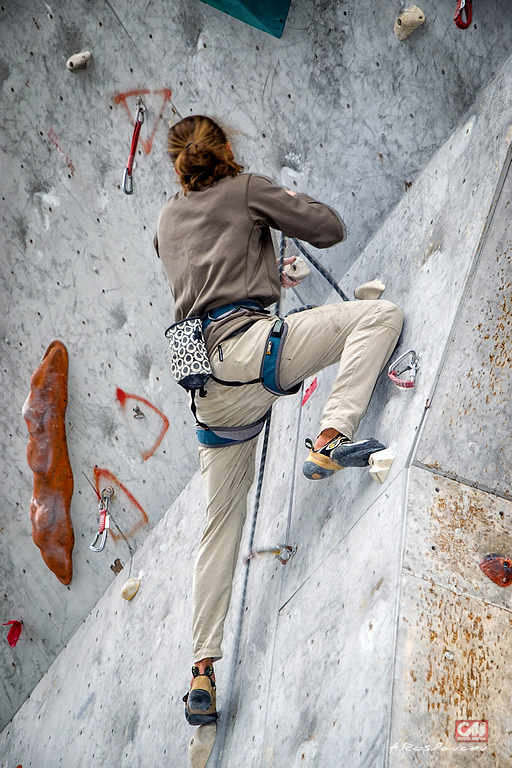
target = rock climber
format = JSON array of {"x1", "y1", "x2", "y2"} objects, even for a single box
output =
[{"x1": 153, "y1": 115, "x2": 403, "y2": 725}]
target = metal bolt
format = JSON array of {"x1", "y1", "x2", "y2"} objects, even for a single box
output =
[{"x1": 133, "y1": 405, "x2": 145, "y2": 419}]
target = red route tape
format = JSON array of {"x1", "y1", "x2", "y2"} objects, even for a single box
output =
[{"x1": 302, "y1": 377, "x2": 317, "y2": 406}]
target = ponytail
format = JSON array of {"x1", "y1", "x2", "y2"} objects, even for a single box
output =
[{"x1": 167, "y1": 116, "x2": 243, "y2": 193}]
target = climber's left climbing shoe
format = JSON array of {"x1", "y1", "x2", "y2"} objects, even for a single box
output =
[
  {"x1": 183, "y1": 666, "x2": 218, "y2": 726},
  {"x1": 302, "y1": 434, "x2": 386, "y2": 480}
]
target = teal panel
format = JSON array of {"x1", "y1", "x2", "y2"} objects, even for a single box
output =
[{"x1": 198, "y1": 0, "x2": 292, "y2": 38}]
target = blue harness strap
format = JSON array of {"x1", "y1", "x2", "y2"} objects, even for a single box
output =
[
  {"x1": 202, "y1": 300, "x2": 265, "y2": 331},
  {"x1": 259, "y1": 317, "x2": 301, "y2": 397},
  {"x1": 197, "y1": 411, "x2": 270, "y2": 447}
]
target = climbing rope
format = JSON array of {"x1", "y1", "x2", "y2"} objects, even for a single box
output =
[
  {"x1": 291, "y1": 237, "x2": 349, "y2": 302},
  {"x1": 211, "y1": 231, "x2": 348, "y2": 764}
]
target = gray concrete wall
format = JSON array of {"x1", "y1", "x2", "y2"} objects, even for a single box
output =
[
  {"x1": 8, "y1": 0, "x2": 512, "y2": 729},
  {"x1": 1, "y1": 22, "x2": 511, "y2": 766}
]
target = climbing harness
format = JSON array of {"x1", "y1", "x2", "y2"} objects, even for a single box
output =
[
  {"x1": 243, "y1": 543, "x2": 297, "y2": 565},
  {"x1": 165, "y1": 299, "x2": 301, "y2": 447},
  {"x1": 196, "y1": 411, "x2": 270, "y2": 447},
  {"x1": 454, "y1": 0, "x2": 473, "y2": 29},
  {"x1": 194, "y1": 317, "x2": 300, "y2": 447},
  {"x1": 388, "y1": 349, "x2": 419, "y2": 388},
  {"x1": 90, "y1": 486, "x2": 114, "y2": 552},
  {"x1": 122, "y1": 96, "x2": 146, "y2": 195}
]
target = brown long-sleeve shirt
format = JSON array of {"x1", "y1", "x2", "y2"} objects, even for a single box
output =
[{"x1": 154, "y1": 173, "x2": 346, "y2": 349}]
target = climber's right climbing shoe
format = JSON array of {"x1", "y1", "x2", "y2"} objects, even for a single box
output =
[
  {"x1": 302, "y1": 434, "x2": 386, "y2": 480},
  {"x1": 183, "y1": 666, "x2": 218, "y2": 726}
]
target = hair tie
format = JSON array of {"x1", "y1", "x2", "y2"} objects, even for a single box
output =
[{"x1": 185, "y1": 142, "x2": 193, "y2": 148}]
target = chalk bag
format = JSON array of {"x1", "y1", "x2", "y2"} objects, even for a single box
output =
[{"x1": 165, "y1": 317, "x2": 212, "y2": 391}]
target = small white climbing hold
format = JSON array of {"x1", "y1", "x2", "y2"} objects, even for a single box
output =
[
  {"x1": 66, "y1": 51, "x2": 92, "y2": 72},
  {"x1": 283, "y1": 258, "x2": 311, "y2": 280},
  {"x1": 121, "y1": 577, "x2": 141, "y2": 601},
  {"x1": 188, "y1": 724, "x2": 216, "y2": 768},
  {"x1": 354, "y1": 279, "x2": 386, "y2": 300},
  {"x1": 394, "y1": 6, "x2": 425, "y2": 41},
  {"x1": 368, "y1": 449, "x2": 394, "y2": 484}
]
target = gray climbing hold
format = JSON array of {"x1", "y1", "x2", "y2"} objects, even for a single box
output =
[
  {"x1": 354, "y1": 279, "x2": 386, "y2": 300},
  {"x1": 189, "y1": 723, "x2": 216, "y2": 768},
  {"x1": 66, "y1": 51, "x2": 92, "y2": 72}
]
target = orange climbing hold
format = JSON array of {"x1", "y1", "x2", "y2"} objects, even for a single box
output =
[{"x1": 22, "y1": 341, "x2": 74, "y2": 585}]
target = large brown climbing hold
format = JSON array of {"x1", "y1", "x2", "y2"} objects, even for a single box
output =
[{"x1": 22, "y1": 341, "x2": 74, "y2": 585}]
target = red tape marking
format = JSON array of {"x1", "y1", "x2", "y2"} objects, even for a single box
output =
[
  {"x1": 93, "y1": 468, "x2": 148, "y2": 542},
  {"x1": 113, "y1": 88, "x2": 172, "y2": 155},
  {"x1": 302, "y1": 377, "x2": 317, "y2": 406},
  {"x1": 116, "y1": 387, "x2": 170, "y2": 460}
]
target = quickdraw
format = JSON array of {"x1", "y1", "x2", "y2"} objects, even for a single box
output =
[
  {"x1": 90, "y1": 486, "x2": 114, "y2": 552},
  {"x1": 454, "y1": 0, "x2": 473, "y2": 30},
  {"x1": 243, "y1": 543, "x2": 297, "y2": 565},
  {"x1": 388, "y1": 349, "x2": 419, "y2": 389},
  {"x1": 123, "y1": 96, "x2": 146, "y2": 195}
]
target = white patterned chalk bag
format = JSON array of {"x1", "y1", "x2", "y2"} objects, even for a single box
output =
[{"x1": 164, "y1": 316, "x2": 212, "y2": 391}]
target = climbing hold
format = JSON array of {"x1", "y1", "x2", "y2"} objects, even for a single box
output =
[
  {"x1": 22, "y1": 341, "x2": 74, "y2": 585},
  {"x1": 394, "y1": 6, "x2": 425, "y2": 40},
  {"x1": 3, "y1": 621, "x2": 23, "y2": 648},
  {"x1": 283, "y1": 258, "x2": 310, "y2": 281},
  {"x1": 188, "y1": 723, "x2": 216, "y2": 768},
  {"x1": 354, "y1": 279, "x2": 386, "y2": 300},
  {"x1": 121, "y1": 577, "x2": 141, "y2": 600},
  {"x1": 66, "y1": 51, "x2": 92, "y2": 72},
  {"x1": 368, "y1": 449, "x2": 394, "y2": 484},
  {"x1": 479, "y1": 554, "x2": 512, "y2": 587}
]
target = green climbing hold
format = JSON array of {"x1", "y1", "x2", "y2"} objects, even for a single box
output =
[{"x1": 198, "y1": 0, "x2": 292, "y2": 38}]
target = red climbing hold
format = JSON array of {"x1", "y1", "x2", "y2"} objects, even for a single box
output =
[
  {"x1": 3, "y1": 621, "x2": 23, "y2": 647},
  {"x1": 479, "y1": 554, "x2": 512, "y2": 587}
]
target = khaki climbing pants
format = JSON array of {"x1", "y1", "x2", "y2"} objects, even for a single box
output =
[{"x1": 192, "y1": 299, "x2": 403, "y2": 663}]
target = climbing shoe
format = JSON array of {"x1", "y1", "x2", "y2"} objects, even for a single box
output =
[
  {"x1": 302, "y1": 434, "x2": 386, "y2": 480},
  {"x1": 183, "y1": 666, "x2": 218, "y2": 726}
]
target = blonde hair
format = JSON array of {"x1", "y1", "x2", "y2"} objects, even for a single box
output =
[{"x1": 167, "y1": 116, "x2": 244, "y2": 193}]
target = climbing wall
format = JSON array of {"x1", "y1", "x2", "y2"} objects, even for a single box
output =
[{"x1": 1, "y1": 0, "x2": 512, "y2": 760}]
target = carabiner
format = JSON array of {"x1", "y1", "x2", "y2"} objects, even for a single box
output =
[
  {"x1": 454, "y1": 0, "x2": 472, "y2": 29},
  {"x1": 243, "y1": 542, "x2": 297, "y2": 565},
  {"x1": 90, "y1": 486, "x2": 114, "y2": 552},
  {"x1": 135, "y1": 96, "x2": 146, "y2": 122},
  {"x1": 388, "y1": 349, "x2": 419, "y2": 388},
  {"x1": 123, "y1": 168, "x2": 133, "y2": 195}
]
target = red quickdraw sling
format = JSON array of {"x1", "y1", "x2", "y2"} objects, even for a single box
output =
[
  {"x1": 123, "y1": 96, "x2": 146, "y2": 194},
  {"x1": 454, "y1": 0, "x2": 473, "y2": 29}
]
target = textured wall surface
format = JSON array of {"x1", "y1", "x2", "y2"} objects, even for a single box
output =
[
  {"x1": 5, "y1": 0, "x2": 512, "y2": 730},
  {"x1": 1, "y1": 11, "x2": 511, "y2": 762}
]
